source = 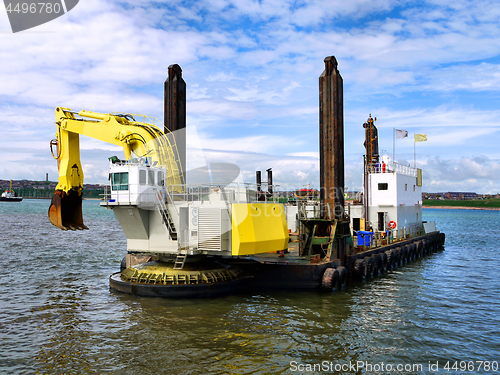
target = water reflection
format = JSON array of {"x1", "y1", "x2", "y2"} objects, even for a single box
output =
[
  {"x1": 1, "y1": 202, "x2": 499, "y2": 374},
  {"x1": 33, "y1": 281, "x2": 95, "y2": 374}
]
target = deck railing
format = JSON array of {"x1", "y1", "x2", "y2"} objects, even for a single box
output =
[
  {"x1": 367, "y1": 162, "x2": 417, "y2": 177},
  {"x1": 354, "y1": 224, "x2": 423, "y2": 248},
  {"x1": 166, "y1": 182, "x2": 280, "y2": 204}
]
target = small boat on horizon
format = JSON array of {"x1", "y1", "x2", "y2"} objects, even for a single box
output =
[{"x1": 0, "y1": 181, "x2": 23, "y2": 202}]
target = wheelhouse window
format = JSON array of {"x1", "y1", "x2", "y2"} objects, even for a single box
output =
[
  {"x1": 139, "y1": 170, "x2": 146, "y2": 185},
  {"x1": 112, "y1": 172, "x2": 129, "y2": 191},
  {"x1": 378, "y1": 183, "x2": 388, "y2": 190},
  {"x1": 158, "y1": 171, "x2": 165, "y2": 186},
  {"x1": 148, "y1": 170, "x2": 155, "y2": 186}
]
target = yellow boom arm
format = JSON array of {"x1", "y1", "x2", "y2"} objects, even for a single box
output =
[{"x1": 49, "y1": 106, "x2": 184, "y2": 230}]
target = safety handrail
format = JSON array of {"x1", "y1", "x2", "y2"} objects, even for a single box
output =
[
  {"x1": 164, "y1": 188, "x2": 179, "y2": 217},
  {"x1": 155, "y1": 189, "x2": 175, "y2": 235},
  {"x1": 367, "y1": 162, "x2": 417, "y2": 177},
  {"x1": 165, "y1": 182, "x2": 281, "y2": 204}
]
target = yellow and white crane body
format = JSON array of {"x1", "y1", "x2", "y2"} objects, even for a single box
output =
[{"x1": 49, "y1": 107, "x2": 288, "y2": 260}]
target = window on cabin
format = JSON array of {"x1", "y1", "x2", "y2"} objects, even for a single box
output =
[
  {"x1": 405, "y1": 183, "x2": 408, "y2": 191},
  {"x1": 148, "y1": 170, "x2": 155, "y2": 186},
  {"x1": 112, "y1": 172, "x2": 129, "y2": 191},
  {"x1": 158, "y1": 171, "x2": 165, "y2": 186},
  {"x1": 378, "y1": 183, "x2": 388, "y2": 190},
  {"x1": 413, "y1": 185, "x2": 416, "y2": 192},
  {"x1": 139, "y1": 170, "x2": 146, "y2": 185}
]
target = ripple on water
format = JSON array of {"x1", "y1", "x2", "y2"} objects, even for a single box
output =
[{"x1": 0, "y1": 203, "x2": 499, "y2": 374}]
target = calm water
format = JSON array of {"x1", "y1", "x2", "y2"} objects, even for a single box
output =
[{"x1": 0, "y1": 200, "x2": 499, "y2": 374}]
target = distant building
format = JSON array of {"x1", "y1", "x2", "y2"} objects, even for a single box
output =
[
  {"x1": 442, "y1": 192, "x2": 478, "y2": 200},
  {"x1": 0, "y1": 179, "x2": 105, "y2": 193},
  {"x1": 423, "y1": 192, "x2": 482, "y2": 200},
  {"x1": 423, "y1": 192, "x2": 442, "y2": 200}
]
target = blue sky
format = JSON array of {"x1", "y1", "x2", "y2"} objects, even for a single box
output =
[{"x1": 1, "y1": 0, "x2": 500, "y2": 193}]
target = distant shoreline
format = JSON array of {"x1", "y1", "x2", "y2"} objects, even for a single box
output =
[{"x1": 423, "y1": 205, "x2": 500, "y2": 211}]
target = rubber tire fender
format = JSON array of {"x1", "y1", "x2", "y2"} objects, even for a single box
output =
[
  {"x1": 371, "y1": 253, "x2": 382, "y2": 276},
  {"x1": 364, "y1": 256, "x2": 377, "y2": 279},
  {"x1": 393, "y1": 247, "x2": 402, "y2": 267},
  {"x1": 408, "y1": 243, "x2": 415, "y2": 262},
  {"x1": 354, "y1": 258, "x2": 367, "y2": 280},
  {"x1": 416, "y1": 240, "x2": 423, "y2": 258},
  {"x1": 405, "y1": 244, "x2": 411, "y2": 263},
  {"x1": 413, "y1": 241, "x2": 419, "y2": 258},
  {"x1": 385, "y1": 249, "x2": 395, "y2": 270},
  {"x1": 405, "y1": 244, "x2": 412, "y2": 262},
  {"x1": 336, "y1": 266, "x2": 348, "y2": 289},
  {"x1": 401, "y1": 246, "x2": 408, "y2": 265},
  {"x1": 407, "y1": 244, "x2": 414, "y2": 261},
  {"x1": 322, "y1": 267, "x2": 340, "y2": 290},
  {"x1": 380, "y1": 252, "x2": 388, "y2": 272},
  {"x1": 439, "y1": 232, "x2": 446, "y2": 248},
  {"x1": 422, "y1": 239, "x2": 429, "y2": 255}
]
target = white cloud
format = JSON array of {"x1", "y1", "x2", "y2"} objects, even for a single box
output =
[
  {"x1": 424, "y1": 155, "x2": 500, "y2": 193},
  {"x1": 423, "y1": 63, "x2": 500, "y2": 92},
  {"x1": 368, "y1": 106, "x2": 500, "y2": 131},
  {"x1": 1, "y1": 0, "x2": 500, "y2": 197}
]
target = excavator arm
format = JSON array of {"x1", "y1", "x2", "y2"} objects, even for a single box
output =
[{"x1": 49, "y1": 106, "x2": 184, "y2": 230}]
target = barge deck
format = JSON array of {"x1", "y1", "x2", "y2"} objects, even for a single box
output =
[{"x1": 110, "y1": 230, "x2": 444, "y2": 297}]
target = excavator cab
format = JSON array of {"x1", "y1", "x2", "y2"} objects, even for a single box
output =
[{"x1": 48, "y1": 189, "x2": 88, "y2": 230}]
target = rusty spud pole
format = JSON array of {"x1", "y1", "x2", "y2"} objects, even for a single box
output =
[
  {"x1": 164, "y1": 64, "x2": 186, "y2": 176},
  {"x1": 319, "y1": 56, "x2": 344, "y2": 220}
]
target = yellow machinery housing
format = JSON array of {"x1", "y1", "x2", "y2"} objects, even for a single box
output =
[{"x1": 231, "y1": 203, "x2": 288, "y2": 255}]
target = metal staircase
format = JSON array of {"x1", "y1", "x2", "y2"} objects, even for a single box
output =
[
  {"x1": 155, "y1": 190, "x2": 177, "y2": 240},
  {"x1": 173, "y1": 252, "x2": 187, "y2": 270},
  {"x1": 155, "y1": 190, "x2": 187, "y2": 269}
]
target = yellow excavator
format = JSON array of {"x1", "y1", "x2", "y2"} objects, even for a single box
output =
[{"x1": 48, "y1": 106, "x2": 184, "y2": 230}]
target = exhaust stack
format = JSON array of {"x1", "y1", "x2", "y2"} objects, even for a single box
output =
[{"x1": 267, "y1": 168, "x2": 273, "y2": 194}]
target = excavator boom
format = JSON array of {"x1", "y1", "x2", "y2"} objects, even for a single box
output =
[{"x1": 48, "y1": 107, "x2": 184, "y2": 230}]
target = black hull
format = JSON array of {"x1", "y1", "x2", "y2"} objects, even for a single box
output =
[
  {"x1": 0, "y1": 197, "x2": 23, "y2": 202},
  {"x1": 110, "y1": 273, "x2": 253, "y2": 298},
  {"x1": 109, "y1": 232, "x2": 444, "y2": 298}
]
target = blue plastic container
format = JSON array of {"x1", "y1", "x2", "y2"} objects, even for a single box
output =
[{"x1": 357, "y1": 231, "x2": 373, "y2": 246}]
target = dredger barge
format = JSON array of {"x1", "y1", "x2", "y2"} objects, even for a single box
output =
[{"x1": 48, "y1": 57, "x2": 444, "y2": 297}]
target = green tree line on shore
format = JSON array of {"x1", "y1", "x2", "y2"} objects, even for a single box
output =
[
  {"x1": 423, "y1": 198, "x2": 500, "y2": 208},
  {"x1": 1, "y1": 188, "x2": 105, "y2": 199}
]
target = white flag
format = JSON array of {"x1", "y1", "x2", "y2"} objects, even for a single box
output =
[{"x1": 395, "y1": 129, "x2": 408, "y2": 139}]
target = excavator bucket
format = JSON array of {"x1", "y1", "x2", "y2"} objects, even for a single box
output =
[{"x1": 48, "y1": 190, "x2": 88, "y2": 230}]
